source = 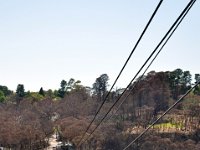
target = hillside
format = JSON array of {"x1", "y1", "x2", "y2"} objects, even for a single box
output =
[{"x1": 0, "y1": 69, "x2": 200, "y2": 149}]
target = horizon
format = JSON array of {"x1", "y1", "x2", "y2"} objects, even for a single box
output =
[
  {"x1": 2, "y1": 68, "x2": 198, "y2": 92},
  {"x1": 0, "y1": 0, "x2": 199, "y2": 92}
]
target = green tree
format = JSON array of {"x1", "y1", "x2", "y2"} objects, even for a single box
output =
[
  {"x1": 194, "y1": 74, "x2": 200, "y2": 95},
  {"x1": 73, "y1": 80, "x2": 82, "y2": 91},
  {"x1": 180, "y1": 71, "x2": 192, "y2": 94},
  {"x1": 16, "y1": 84, "x2": 25, "y2": 98},
  {"x1": 66, "y1": 78, "x2": 83, "y2": 92},
  {"x1": 168, "y1": 68, "x2": 192, "y2": 99},
  {"x1": 39, "y1": 87, "x2": 45, "y2": 96},
  {"x1": 58, "y1": 80, "x2": 67, "y2": 98},
  {"x1": 57, "y1": 79, "x2": 82, "y2": 97},
  {"x1": 61, "y1": 80, "x2": 67, "y2": 89},
  {"x1": 93, "y1": 74, "x2": 109, "y2": 101},
  {"x1": 0, "y1": 85, "x2": 12, "y2": 96},
  {"x1": 67, "y1": 78, "x2": 75, "y2": 91},
  {"x1": 195, "y1": 74, "x2": 200, "y2": 82},
  {"x1": 46, "y1": 89, "x2": 54, "y2": 98},
  {"x1": 0, "y1": 90, "x2": 6, "y2": 102}
]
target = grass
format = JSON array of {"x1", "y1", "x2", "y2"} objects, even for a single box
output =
[{"x1": 153, "y1": 122, "x2": 183, "y2": 129}]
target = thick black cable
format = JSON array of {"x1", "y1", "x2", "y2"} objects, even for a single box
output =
[
  {"x1": 77, "y1": 0, "x2": 164, "y2": 146},
  {"x1": 123, "y1": 68, "x2": 199, "y2": 150},
  {"x1": 106, "y1": 0, "x2": 195, "y2": 122},
  {"x1": 122, "y1": 2, "x2": 196, "y2": 149},
  {"x1": 79, "y1": 0, "x2": 195, "y2": 145}
]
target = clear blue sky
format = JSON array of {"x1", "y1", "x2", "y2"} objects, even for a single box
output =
[{"x1": 0, "y1": 0, "x2": 199, "y2": 91}]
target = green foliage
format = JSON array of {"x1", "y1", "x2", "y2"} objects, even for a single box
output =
[
  {"x1": 93, "y1": 74, "x2": 109, "y2": 100},
  {"x1": 194, "y1": 86, "x2": 200, "y2": 95},
  {"x1": 0, "y1": 85, "x2": 12, "y2": 96},
  {"x1": 61, "y1": 80, "x2": 67, "y2": 89},
  {"x1": 16, "y1": 84, "x2": 25, "y2": 97},
  {"x1": 153, "y1": 122, "x2": 183, "y2": 129},
  {"x1": 0, "y1": 90, "x2": 6, "y2": 102},
  {"x1": 66, "y1": 78, "x2": 82, "y2": 92},
  {"x1": 195, "y1": 74, "x2": 200, "y2": 82},
  {"x1": 194, "y1": 74, "x2": 200, "y2": 95},
  {"x1": 0, "y1": 85, "x2": 12, "y2": 103},
  {"x1": 57, "y1": 80, "x2": 67, "y2": 98},
  {"x1": 67, "y1": 78, "x2": 75, "y2": 89},
  {"x1": 168, "y1": 69, "x2": 192, "y2": 99},
  {"x1": 57, "y1": 78, "x2": 83, "y2": 98},
  {"x1": 45, "y1": 89, "x2": 54, "y2": 98},
  {"x1": 29, "y1": 92, "x2": 44, "y2": 101},
  {"x1": 57, "y1": 89, "x2": 65, "y2": 98},
  {"x1": 39, "y1": 87, "x2": 45, "y2": 96}
]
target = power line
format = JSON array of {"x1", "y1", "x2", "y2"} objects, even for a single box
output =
[
  {"x1": 106, "y1": 0, "x2": 195, "y2": 123},
  {"x1": 122, "y1": 2, "x2": 197, "y2": 148},
  {"x1": 79, "y1": 0, "x2": 195, "y2": 145},
  {"x1": 123, "y1": 62, "x2": 199, "y2": 150},
  {"x1": 77, "y1": 0, "x2": 164, "y2": 146}
]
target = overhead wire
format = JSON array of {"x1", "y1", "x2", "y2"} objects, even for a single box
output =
[
  {"x1": 123, "y1": 62, "x2": 199, "y2": 150},
  {"x1": 77, "y1": 0, "x2": 164, "y2": 146},
  {"x1": 122, "y1": 1, "x2": 196, "y2": 149},
  {"x1": 79, "y1": 0, "x2": 195, "y2": 145},
  {"x1": 106, "y1": 0, "x2": 196, "y2": 122}
]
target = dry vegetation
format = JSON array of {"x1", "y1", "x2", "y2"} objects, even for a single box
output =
[{"x1": 0, "y1": 69, "x2": 200, "y2": 149}]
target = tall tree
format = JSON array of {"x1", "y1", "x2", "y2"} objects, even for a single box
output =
[
  {"x1": 168, "y1": 68, "x2": 192, "y2": 99},
  {"x1": 66, "y1": 78, "x2": 75, "y2": 92},
  {"x1": 68, "y1": 78, "x2": 75, "y2": 88},
  {"x1": 16, "y1": 84, "x2": 25, "y2": 98},
  {"x1": 39, "y1": 87, "x2": 45, "y2": 96},
  {"x1": 180, "y1": 71, "x2": 192, "y2": 94},
  {"x1": 195, "y1": 74, "x2": 200, "y2": 82},
  {"x1": 194, "y1": 74, "x2": 200, "y2": 95},
  {"x1": 57, "y1": 79, "x2": 83, "y2": 98},
  {"x1": 93, "y1": 74, "x2": 109, "y2": 101},
  {"x1": 58, "y1": 80, "x2": 67, "y2": 98}
]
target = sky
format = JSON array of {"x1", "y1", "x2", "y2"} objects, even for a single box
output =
[{"x1": 0, "y1": 0, "x2": 199, "y2": 92}]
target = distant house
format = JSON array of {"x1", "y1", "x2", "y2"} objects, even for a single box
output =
[{"x1": 56, "y1": 141, "x2": 74, "y2": 150}]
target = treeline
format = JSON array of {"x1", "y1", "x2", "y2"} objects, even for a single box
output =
[
  {"x1": 1, "y1": 68, "x2": 199, "y2": 104},
  {"x1": 0, "y1": 68, "x2": 200, "y2": 149}
]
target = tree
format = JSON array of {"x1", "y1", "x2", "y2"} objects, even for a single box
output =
[
  {"x1": 73, "y1": 80, "x2": 82, "y2": 91},
  {"x1": 44, "y1": 89, "x2": 55, "y2": 99},
  {"x1": 0, "y1": 85, "x2": 12, "y2": 96},
  {"x1": 93, "y1": 74, "x2": 109, "y2": 101},
  {"x1": 67, "y1": 78, "x2": 75, "y2": 91},
  {"x1": 61, "y1": 80, "x2": 67, "y2": 89},
  {"x1": 169, "y1": 69, "x2": 183, "y2": 99},
  {"x1": 57, "y1": 79, "x2": 84, "y2": 98},
  {"x1": 0, "y1": 90, "x2": 6, "y2": 103},
  {"x1": 16, "y1": 84, "x2": 25, "y2": 98},
  {"x1": 195, "y1": 74, "x2": 200, "y2": 82},
  {"x1": 180, "y1": 71, "x2": 192, "y2": 94},
  {"x1": 168, "y1": 69, "x2": 192, "y2": 99},
  {"x1": 39, "y1": 87, "x2": 45, "y2": 96},
  {"x1": 58, "y1": 80, "x2": 67, "y2": 98},
  {"x1": 194, "y1": 74, "x2": 200, "y2": 95}
]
